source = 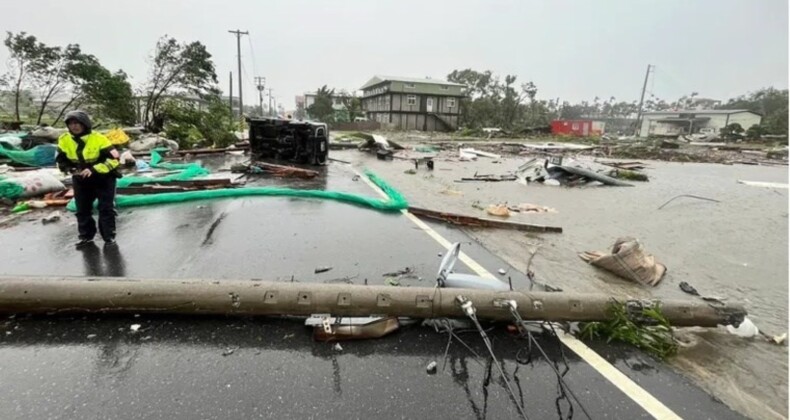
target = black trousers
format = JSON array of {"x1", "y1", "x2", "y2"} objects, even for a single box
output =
[{"x1": 73, "y1": 175, "x2": 117, "y2": 241}]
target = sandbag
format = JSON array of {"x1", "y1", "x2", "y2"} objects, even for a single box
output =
[
  {"x1": 0, "y1": 170, "x2": 65, "y2": 199},
  {"x1": 128, "y1": 135, "x2": 179, "y2": 152},
  {"x1": 579, "y1": 237, "x2": 666, "y2": 287},
  {"x1": 30, "y1": 127, "x2": 66, "y2": 141}
]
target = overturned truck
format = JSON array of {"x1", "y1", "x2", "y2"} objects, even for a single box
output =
[{"x1": 246, "y1": 117, "x2": 328, "y2": 165}]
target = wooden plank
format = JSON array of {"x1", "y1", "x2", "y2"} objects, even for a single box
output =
[{"x1": 408, "y1": 206, "x2": 563, "y2": 233}]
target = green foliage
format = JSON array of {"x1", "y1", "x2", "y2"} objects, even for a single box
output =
[
  {"x1": 143, "y1": 36, "x2": 219, "y2": 131},
  {"x1": 3, "y1": 31, "x2": 57, "y2": 121},
  {"x1": 162, "y1": 95, "x2": 236, "y2": 149},
  {"x1": 745, "y1": 124, "x2": 766, "y2": 140},
  {"x1": 720, "y1": 123, "x2": 745, "y2": 140},
  {"x1": 580, "y1": 301, "x2": 678, "y2": 359},
  {"x1": 307, "y1": 85, "x2": 336, "y2": 122},
  {"x1": 2, "y1": 31, "x2": 136, "y2": 126},
  {"x1": 717, "y1": 88, "x2": 788, "y2": 135}
]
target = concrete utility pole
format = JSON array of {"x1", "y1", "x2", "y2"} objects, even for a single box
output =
[
  {"x1": 254, "y1": 76, "x2": 266, "y2": 116},
  {"x1": 634, "y1": 64, "x2": 654, "y2": 136},
  {"x1": 228, "y1": 29, "x2": 249, "y2": 128},
  {"x1": 267, "y1": 88, "x2": 273, "y2": 116},
  {"x1": 228, "y1": 71, "x2": 233, "y2": 117}
]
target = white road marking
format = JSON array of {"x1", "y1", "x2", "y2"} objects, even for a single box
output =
[
  {"x1": 737, "y1": 180, "x2": 789, "y2": 189},
  {"x1": 356, "y1": 167, "x2": 682, "y2": 420}
]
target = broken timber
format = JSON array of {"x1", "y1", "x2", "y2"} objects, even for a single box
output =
[
  {"x1": 118, "y1": 179, "x2": 237, "y2": 194},
  {"x1": 0, "y1": 276, "x2": 744, "y2": 327},
  {"x1": 252, "y1": 162, "x2": 319, "y2": 178},
  {"x1": 408, "y1": 206, "x2": 562, "y2": 233}
]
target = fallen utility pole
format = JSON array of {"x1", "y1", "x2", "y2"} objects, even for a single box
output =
[
  {"x1": 409, "y1": 206, "x2": 563, "y2": 233},
  {"x1": 0, "y1": 276, "x2": 745, "y2": 327}
]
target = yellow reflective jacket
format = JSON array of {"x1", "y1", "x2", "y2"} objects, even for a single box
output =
[{"x1": 57, "y1": 131, "x2": 120, "y2": 175}]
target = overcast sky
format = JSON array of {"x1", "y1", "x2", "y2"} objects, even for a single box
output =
[{"x1": 1, "y1": 0, "x2": 787, "y2": 110}]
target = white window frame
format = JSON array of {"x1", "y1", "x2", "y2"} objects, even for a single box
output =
[
  {"x1": 448, "y1": 98, "x2": 456, "y2": 108},
  {"x1": 405, "y1": 83, "x2": 416, "y2": 89},
  {"x1": 407, "y1": 95, "x2": 417, "y2": 106}
]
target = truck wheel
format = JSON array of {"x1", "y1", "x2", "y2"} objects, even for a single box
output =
[{"x1": 312, "y1": 138, "x2": 328, "y2": 165}]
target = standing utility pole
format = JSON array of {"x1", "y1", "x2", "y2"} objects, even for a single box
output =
[
  {"x1": 254, "y1": 76, "x2": 266, "y2": 116},
  {"x1": 634, "y1": 64, "x2": 654, "y2": 136},
  {"x1": 267, "y1": 88, "x2": 273, "y2": 116},
  {"x1": 228, "y1": 71, "x2": 233, "y2": 117},
  {"x1": 228, "y1": 29, "x2": 249, "y2": 128}
]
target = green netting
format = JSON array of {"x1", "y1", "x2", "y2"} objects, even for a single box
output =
[
  {"x1": 67, "y1": 170, "x2": 407, "y2": 213},
  {"x1": 0, "y1": 143, "x2": 57, "y2": 167},
  {"x1": 0, "y1": 179, "x2": 25, "y2": 199},
  {"x1": 117, "y1": 150, "x2": 210, "y2": 188}
]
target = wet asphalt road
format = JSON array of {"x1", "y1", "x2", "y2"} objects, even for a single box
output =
[{"x1": 0, "y1": 158, "x2": 745, "y2": 419}]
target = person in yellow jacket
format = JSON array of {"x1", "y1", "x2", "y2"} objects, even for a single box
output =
[{"x1": 56, "y1": 110, "x2": 121, "y2": 247}]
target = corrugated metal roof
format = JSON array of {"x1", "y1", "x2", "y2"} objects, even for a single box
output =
[
  {"x1": 361, "y1": 75, "x2": 465, "y2": 90},
  {"x1": 643, "y1": 109, "x2": 755, "y2": 115}
]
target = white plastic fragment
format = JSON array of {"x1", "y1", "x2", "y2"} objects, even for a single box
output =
[
  {"x1": 726, "y1": 317, "x2": 758, "y2": 338},
  {"x1": 426, "y1": 361, "x2": 437, "y2": 374},
  {"x1": 130, "y1": 324, "x2": 141, "y2": 333}
]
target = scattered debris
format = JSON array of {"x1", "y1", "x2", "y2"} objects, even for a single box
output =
[
  {"x1": 426, "y1": 361, "x2": 437, "y2": 374},
  {"x1": 41, "y1": 211, "x2": 61, "y2": 224},
  {"x1": 328, "y1": 157, "x2": 351, "y2": 164},
  {"x1": 439, "y1": 188, "x2": 463, "y2": 196},
  {"x1": 509, "y1": 203, "x2": 557, "y2": 213},
  {"x1": 497, "y1": 268, "x2": 507, "y2": 275},
  {"x1": 458, "y1": 173, "x2": 517, "y2": 182},
  {"x1": 333, "y1": 343, "x2": 343, "y2": 352},
  {"x1": 314, "y1": 266, "x2": 333, "y2": 274},
  {"x1": 516, "y1": 157, "x2": 632, "y2": 186},
  {"x1": 408, "y1": 206, "x2": 563, "y2": 233},
  {"x1": 580, "y1": 237, "x2": 666, "y2": 287},
  {"x1": 230, "y1": 162, "x2": 318, "y2": 179},
  {"x1": 520, "y1": 142, "x2": 595, "y2": 152},
  {"x1": 459, "y1": 148, "x2": 501, "y2": 159},
  {"x1": 382, "y1": 267, "x2": 414, "y2": 277},
  {"x1": 385, "y1": 278, "x2": 401, "y2": 287},
  {"x1": 222, "y1": 347, "x2": 237, "y2": 356},
  {"x1": 679, "y1": 281, "x2": 700, "y2": 296},
  {"x1": 658, "y1": 194, "x2": 720, "y2": 210},
  {"x1": 486, "y1": 204, "x2": 510, "y2": 218},
  {"x1": 610, "y1": 169, "x2": 649, "y2": 182},
  {"x1": 130, "y1": 324, "x2": 141, "y2": 333},
  {"x1": 404, "y1": 169, "x2": 417, "y2": 175},
  {"x1": 458, "y1": 149, "x2": 477, "y2": 161},
  {"x1": 597, "y1": 161, "x2": 648, "y2": 171},
  {"x1": 726, "y1": 317, "x2": 759, "y2": 338}
]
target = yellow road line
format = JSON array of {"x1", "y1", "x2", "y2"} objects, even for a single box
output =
[{"x1": 356, "y1": 167, "x2": 682, "y2": 419}]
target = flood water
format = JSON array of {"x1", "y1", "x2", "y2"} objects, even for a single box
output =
[{"x1": 345, "y1": 148, "x2": 789, "y2": 419}]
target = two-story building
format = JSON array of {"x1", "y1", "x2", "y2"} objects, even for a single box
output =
[{"x1": 360, "y1": 76, "x2": 465, "y2": 132}]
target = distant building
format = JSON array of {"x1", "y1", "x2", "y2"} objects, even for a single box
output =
[
  {"x1": 299, "y1": 92, "x2": 348, "y2": 111},
  {"x1": 639, "y1": 109, "x2": 762, "y2": 137},
  {"x1": 360, "y1": 75, "x2": 465, "y2": 131},
  {"x1": 551, "y1": 120, "x2": 606, "y2": 136}
]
